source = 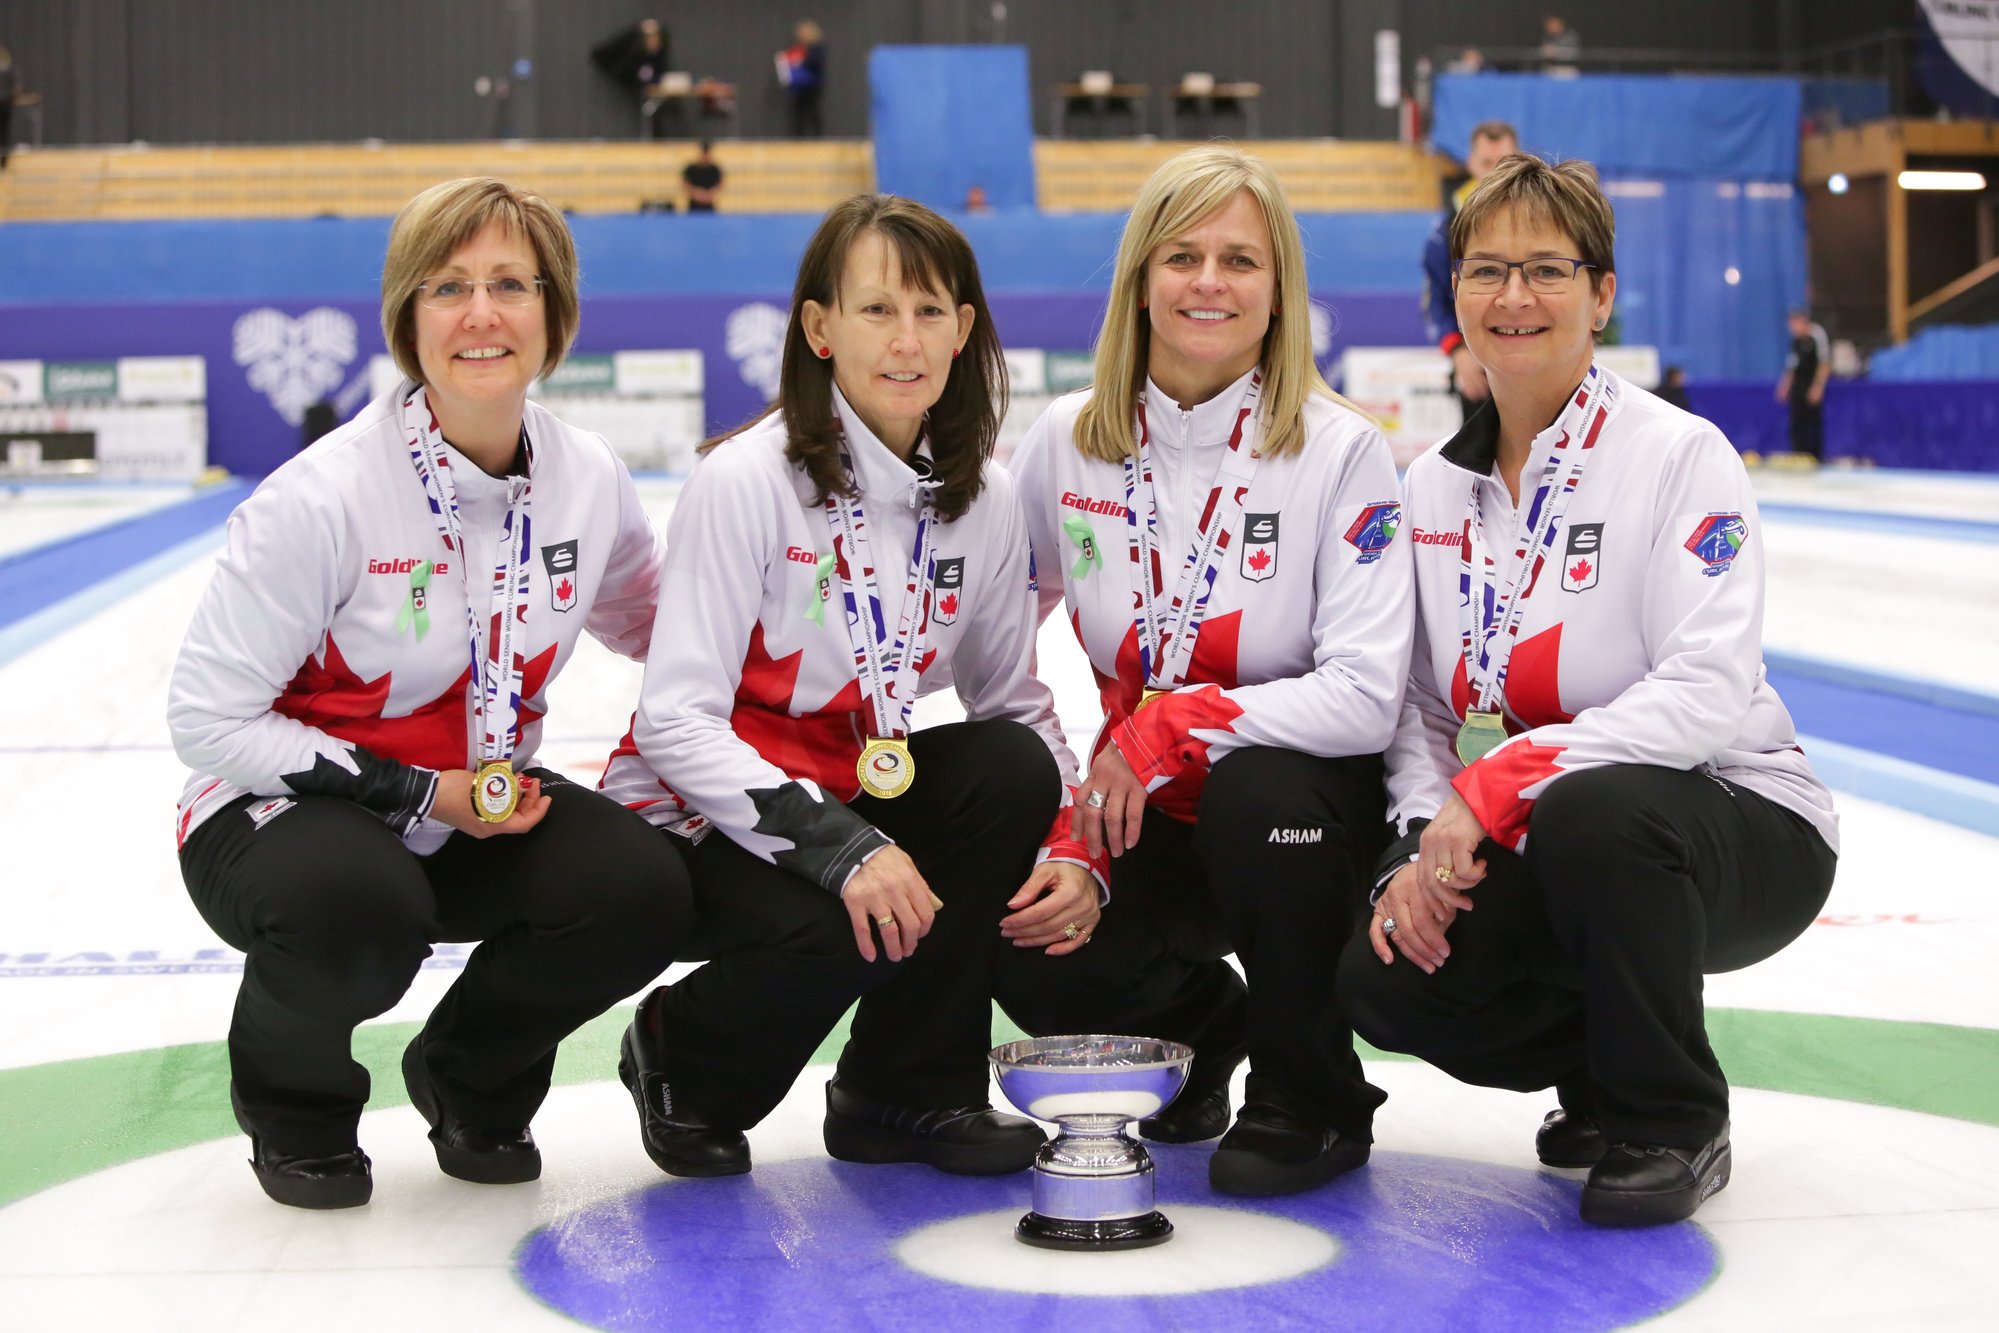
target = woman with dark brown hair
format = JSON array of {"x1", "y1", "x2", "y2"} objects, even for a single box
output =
[{"x1": 600, "y1": 194, "x2": 1096, "y2": 1178}]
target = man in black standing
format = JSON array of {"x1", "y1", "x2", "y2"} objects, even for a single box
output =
[
  {"x1": 1775, "y1": 309, "x2": 1830, "y2": 464},
  {"x1": 682, "y1": 141, "x2": 723, "y2": 213}
]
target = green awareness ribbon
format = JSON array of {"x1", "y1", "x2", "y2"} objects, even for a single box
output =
[
  {"x1": 806, "y1": 553, "x2": 836, "y2": 624},
  {"x1": 395, "y1": 561, "x2": 433, "y2": 641},
  {"x1": 1063, "y1": 514, "x2": 1103, "y2": 580}
]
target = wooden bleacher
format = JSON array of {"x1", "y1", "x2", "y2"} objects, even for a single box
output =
[{"x1": 0, "y1": 139, "x2": 1441, "y2": 222}]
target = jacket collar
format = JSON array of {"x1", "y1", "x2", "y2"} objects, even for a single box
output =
[
  {"x1": 833, "y1": 385, "x2": 937, "y2": 506},
  {"x1": 1140, "y1": 366, "x2": 1259, "y2": 450}
]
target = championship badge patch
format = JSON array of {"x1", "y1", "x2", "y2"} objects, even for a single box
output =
[
  {"x1": 932, "y1": 556, "x2": 965, "y2": 627},
  {"x1": 247, "y1": 797, "x2": 296, "y2": 829},
  {"x1": 1561, "y1": 522, "x2": 1602, "y2": 593},
  {"x1": 1344, "y1": 502, "x2": 1401, "y2": 565},
  {"x1": 541, "y1": 540, "x2": 579, "y2": 612},
  {"x1": 1241, "y1": 512, "x2": 1280, "y2": 581},
  {"x1": 1683, "y1": 513, "x2": 1746, "y2": 577}
]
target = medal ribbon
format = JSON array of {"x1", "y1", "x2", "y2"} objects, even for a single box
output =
[
  {"x1": 1123, "y1": 371, "x2": 1264, "y2": 690},
  {"x1": 399, "y1": 383, "x2": 534, "y2": 766},
  {"x1": 825, "y1": 443, "x2": 939, "y2": 742},
  {"x1": 1458, "y1": 363, "x2": 1615, "y2": 716}
]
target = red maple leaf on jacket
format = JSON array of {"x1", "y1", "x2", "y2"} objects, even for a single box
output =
[
  {"x1": 556, "y1": 576, "x2": 574, "y2": 602},
  {"x1": 1247, "y1": 548, "x2": 1271, "y2": 573},
  {"x1": 937, "y1": 592, "x2": 958, "y2": 617},
  {"x1": 1568, "y1": 558, "x2": 1591, "y2": 583}
]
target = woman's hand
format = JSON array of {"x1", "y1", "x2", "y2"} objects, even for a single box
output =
[
  {"x1": 840, "y1": 846, "x2": 936, "y2": 963},
  {"x1": 1001, "y1": 862, "x2": 1102, "y2": 955},
  {"x1": 1416, "y1": 791, "x2": 1489, "y2": 917},
  {"x1": 429, "y1": 769, "x2": 550, "y2": 838},
  {"x1": 1072, "y1": 744, "x2": 1147, "y2": 858},
  {"x1": 1367, "y1": 861, "x2": 1455, "y2": 973}
]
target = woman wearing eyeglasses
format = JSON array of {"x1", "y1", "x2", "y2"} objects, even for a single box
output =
[
  {"x1": 170, "y1": 177, "x2": 691, "y2": 1210},
  {"x1": 1336, "y1": 155, "x2": 1837, "y2": 1226}
]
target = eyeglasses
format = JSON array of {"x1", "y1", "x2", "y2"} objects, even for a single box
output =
[
  {"x1": 1452, "y1": 257, "x2": 1595, "y2": 293},
  {"x1": 415, "y1": 275, "x2": 546, "y2": 310}
]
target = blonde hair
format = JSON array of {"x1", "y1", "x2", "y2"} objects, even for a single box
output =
[
  {"x1": 1451, "y1": 154, "x2": 1615, "y2": 290},
  {"x1": 1075, "y1": 145, "x2": 1364, "y2": 462},
  {"x1": 380, "y1": 177, "x2": 581, "y2": 385}
]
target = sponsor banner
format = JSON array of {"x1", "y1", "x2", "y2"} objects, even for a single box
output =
[
  {"x1": 542, "y1": 354, "x2": 618, "y2": 392},
  {"x1": 44, "y1": 360, "x2": 119, "y2": 401},
  {"x1": 1003, "y1": 347, "x2": 1046, "y2": 396},
  {"x1": 0, "y1": 944, "x2": 475, "y2": 977},
  {"x1": 0, "y1": 361, "x2": 44, "y2": 403},
  {"x1": 116, "y1": 355, "x2": 206, "y2": 403},
  {"x1": 612, "y1": 349, "x2": 703, "y2": 395}
]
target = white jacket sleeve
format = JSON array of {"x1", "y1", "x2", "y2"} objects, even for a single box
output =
[
  {"x1": 167, "y1": 476, "x2": 437, "y2": 831},
  {"x1": 584, "y1": 450, "x2": 667, "y2": 662}
]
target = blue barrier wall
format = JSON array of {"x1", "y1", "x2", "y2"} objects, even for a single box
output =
[
  {"x1": 1432, "y1": 73, "x2": 1802, "y2": 180},
  {"x1": 1688, "y1": 381, "x2": 1999, "y2": 472},
  {"x1": 870, "y1": 47, "x2": 1036, "y2": 212}
]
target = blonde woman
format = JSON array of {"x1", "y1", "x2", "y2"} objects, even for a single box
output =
[
  {"x1": 996, "y1": 146, "x2": 1414, "y2": 1198},
  {"x1": 170, "y1": 179, "x2": 690, "y2": 1209}
]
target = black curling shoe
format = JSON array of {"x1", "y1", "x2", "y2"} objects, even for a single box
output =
[
  {"x1": 401, "y1": 1038, "x2": 542, "y2": 1185},
  {"x1": 1140, "y1": 1035, "x2": 1245, "y2": 1145},
  {"x1": 1209, "y1": 1103, "x2": 1370, "y2": 1197},
  {"x1": 822, "y1": 1076, "x2": 1044, "y2": 1175},
  {"x1": 1580, "y1": 1126, "x2": 1731, "y2": 1226},
  {"x1": 249, "y1": 1140, "x2": 373, "y2": 1210},
  {"x1": 617, "y1": 1022, "x2": 751, "y2": 1177},
  {"x1": 1535, "y1": 1108, "x2": 1609, "y2": 1168}
]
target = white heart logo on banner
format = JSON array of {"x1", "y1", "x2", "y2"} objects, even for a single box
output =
[
  {"x1": 725, "y1": 302, "x2": 789, "y2": 402},
  {"x1": 233, "y1": 307, "x2": 359, "y2": 426}
]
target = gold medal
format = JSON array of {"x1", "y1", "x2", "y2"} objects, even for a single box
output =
[
  {"x1": 857, "y1": 737, "x2": 915, "y2": 799},
  {"x1": 1455, "y1": 711, "x2": 1509, "y2": 766},
  {"x1": 1139, "y1": 688, "x2": 1168, "y2": 710},
  {"x1": 474, "y1": 759, "x2": 520, "y2": 823}
]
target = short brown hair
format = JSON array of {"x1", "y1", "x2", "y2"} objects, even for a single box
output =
[
  {"x1": 1470, "y1": 120, "x2": 1518, "y2": 147},
  {"x1": 380, "y1": 177, "x2": 581, "y2": 385},
  {"x1": 707, "y1": 194, "x2": 1004, "y2": 523},
  {"x1": 1451, "y1": 154, "x2": 1615, "y2": 291}
]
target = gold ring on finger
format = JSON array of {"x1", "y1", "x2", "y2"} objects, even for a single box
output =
[
  {"x1": 1435, "y1": 866, "x2": 1454, "y2": 884},
  {"x1": 876, "y1": 915, "x2": 896, "y2": 928},
  {"x1": 1062, "y1": 922, "x2": 1081, "y2": 940}
]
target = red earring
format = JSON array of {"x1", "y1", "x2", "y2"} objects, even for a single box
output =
[
  {"x1": 951, "y1": 347, "x2": 960, "y2": 359},
  {"x1": 1273, "y1": 304, "x2": 1281, "y2": 316},
  {"x1": 1138, "y1": 299, "x2": 1147, "y2": 309},
  {"x1": 818, "y1": 346, "x2": 830, "y2": 358}
]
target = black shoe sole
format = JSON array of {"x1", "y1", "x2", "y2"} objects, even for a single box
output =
[
  {"x1": 617, "y1": 1031, "x2": 752, "y2": 1179},
  {"x1": 402, "y1": 1038, "x2": 542, "y2": 1185},
  {"x1": 1579, "y1": 1144, "x2": 1731, "y2": 1227},
  {"x1": 250, "y1": 1161, "x2": 372, "y2": 1210},
  {"x1": 822, "y1": 1111, "x2": 1041, "y2": 1175},
  {"x1": 1537, "y1": 1136, "x2": 1608, "y2": 1168},
  {"x1": 1138, "y1": 1093, "x2": 1231, "y2": 1144},
  {"x1": 1210, "y1": 1136, "x2": 1369, "y2": 1197}
]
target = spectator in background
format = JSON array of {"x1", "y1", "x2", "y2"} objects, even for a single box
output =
[
  {"x1": 1540, "y1": 15, "x2": 1581, "y2": 76},
  {"x1": 0, "y1": 47, "x2": 16, "y2": 170},
  {"x1": 1445, "y1": 48, "x2": 1486, "y2": 76},
  {"x1": 779, "y1": 20, "x2": 826, "y2": 137},
  {"x1": 1422, "y1": 120, "x2": 1518, "y2": 424},
  {"x1": 592, "y1": 17, "x2": 671, "y2": 136},
  {"x1": 1776, "y1": 309, "x2": 1829, "y2": 464},
  {"x1": 682, "y1": 140, "x2": 723, "y2": 213},
  {"x1": 1656, "y1": 365, "x2": 1691, "y2": 412},
  {"x1": 963, "y1": 183, "x2": 991, "y2": 214}
]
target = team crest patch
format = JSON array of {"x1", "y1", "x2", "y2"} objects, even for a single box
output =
[
  {"x1": 1344, "y1": 502, "x2": 1400, "y2": 565},
  {"x1": 541, "y1": 540, "x2": 579, "y2": 612},
  {"x1": 1561, "y1": 522, "x2": 1602, "y2": 593},
  {"x1": 932, "y1": 556, "x2": 965, "y2": 627},
  {"x1": 1241, "y1": 513, "x2": 1280, "y2": 581},
  {"x1": 1683, "y1": 513, "x2": 1746, "y2": 577}
]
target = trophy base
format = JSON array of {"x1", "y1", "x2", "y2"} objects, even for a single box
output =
[{"x1": 1014, "y1": 1209, "x2": 1174, "y2": 1250}]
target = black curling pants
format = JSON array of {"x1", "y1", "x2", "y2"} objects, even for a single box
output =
[
  {"x1": 639, "y1": 719, "x2": 1059, "y2": 1130},
  {"x1": 1338, "y1": 765, "x2": 1836, "y2": 1147},
  {"x1": 996, "y1": 746, "x2": 1392, "y2": 1141},
  {"x1": 181, "y1": 770, "x2": 693, "y2": 1156}
]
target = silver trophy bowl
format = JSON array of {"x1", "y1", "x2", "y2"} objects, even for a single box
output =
[{"x1": 990, "y1": 1034, "x2": 1194, "y2": 1250}]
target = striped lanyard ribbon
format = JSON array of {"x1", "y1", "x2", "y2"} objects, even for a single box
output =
[
  {"x1": 1122, "y1": 372, "x2": 1264, "y2": 690},
  {"x1": 400, "y1": 383, "x2": 534, "y2": 764},
  {"x1": 1458, "y1": 364, "x2": 1615, "y2": 714},
  {"x1": 825, "y1": 444, "x2": 938, "y2": 741}
]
